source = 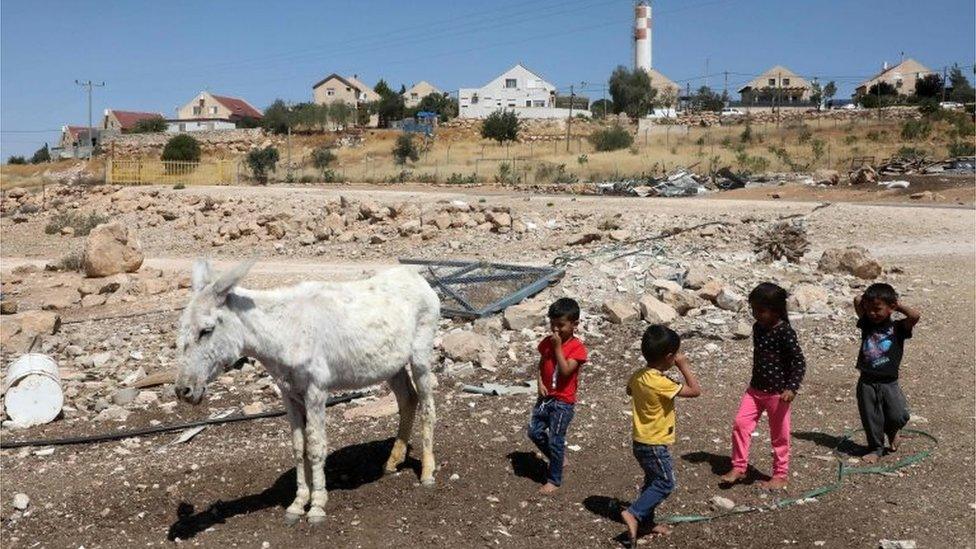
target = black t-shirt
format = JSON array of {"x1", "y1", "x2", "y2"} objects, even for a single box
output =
[
  {"x1": 750, "y1": 321, "x2": 806, "y2": 393},
  {"x1": 856, "y1": 317, "x2": 913, "y2": 381}
]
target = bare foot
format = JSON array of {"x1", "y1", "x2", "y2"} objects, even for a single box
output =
[
  {"x1": 538, "y1": 482, "x2": 559, "y2": 495},
  {"x1": 620, "y1": 509, "x2": 639, "y2": 547},
  {"x1": 760, "y1": 477, "x2": 788, "y2": 490},
  {"x1": 650, "y1": 523, "x2": 673, "y2": 536},
  {"x1": 862, "y1": 453, "x2": 880, "y2": 464},
  {"x1": 888, "y1": 433, "x2": 901, "y2": 452},
  {"x1": 719, "y1": 470, "x2": 746, "y2": 484}
]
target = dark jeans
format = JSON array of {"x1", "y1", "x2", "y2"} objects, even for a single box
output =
[
  {"x1": 626, "y1": 442, "x2": 675, "y2": 524},
  {"x1": 527, "y1": 398, "x2": 575, "y2": 486},
  {"x1": 856, "y1": 376, "x2": 910, "y2": 455}
]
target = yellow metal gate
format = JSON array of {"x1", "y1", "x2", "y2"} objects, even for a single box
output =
[{"x1": 107, "y1": 159, "x2": 237, "y2": 186}]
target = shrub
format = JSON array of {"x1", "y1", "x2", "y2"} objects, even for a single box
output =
[
  {"x1": 446, "y1": 173, "x2": 478, "y2": 184},
  {"x1": 900, "y1": 120, "x2": 931, "y2": 141},
  {"x1": 30, "y1": 144, "x2": 51, "y2": 164},
  {"x1": 161, "y1": 134, "x2": 201, "y2": 162},
  {"x1": 917, "y1": 99, "x2": 941, "y2": 116},
  {"x1": 44, "y1": 211, "x2": 109, "y2": 236},
  {"x1": 739, "y1": 124, "x2": 754, "y2": 143},
  {"x1": 948, "y1": 141, "x2": 975, "y2": 157},
  {"x1": 608, "y1": 66, "x2": 657, "y2": 118},
  {"x1": 173, "y1": 182, "x2": 186, "y2": 190},
  {"x1": 414, "y1": 172, "x2": 438, "y2": 183},
  {"x1": 54, "y1": 251, "x2": 84, "y2": 272},
  {"x1": 896, "y1": 146, "x2": 927, "y2": 158},
  {"x1": 843, "y1": 135, "x2": 858, "y2": 145},
  {"x1": 577, "y1": 154, "x2": 588, "y2": 165},
  {"x1": 866, "y1": 130, "x2": 884, "y2": 142},
  {"x1": 320, "y1": 169, "x2": 340, "y2": 183},
  {"x1": 7, "y1": 156, "x2": 26, "y2": 165},
  {"x1": 535, "y1": 162, "x2": 577, "y2": 184},
  {"x1": 481, "y1": 110, "x2": 520, "y2": 143},
  {"x1": 246, "y1": 146, "x2": 279, "y2": 184},
  {"x1": 393, "y1": 134, "x2": 420, "y2": 165},
  {"x1": 311, "y1": 146, "x2": 337, "y2": 173},
  {"x1": 132, "y1": 116, "x2": 167, "y2": 133},
  {"x1": 585, "y1": 123, "x2": 631, "y2": 152},
  {"x1": 495, "y1": 162, "x2": 522, "y2": 184},
  {"x1": 796, "y1": 125, "x2": 813, "y2": 144}
]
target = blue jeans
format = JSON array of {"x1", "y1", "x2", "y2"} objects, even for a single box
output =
[
  {"x1": 626, "y1": 442, "x2": 675, "y2": 524},
  {"x1": 527, "y1": 398, "x2": 575, "y2": 486}
]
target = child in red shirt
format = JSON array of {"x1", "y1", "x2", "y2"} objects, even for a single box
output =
[{"x1": 527, "y1": 297, "x2": 588, "y2": 494}]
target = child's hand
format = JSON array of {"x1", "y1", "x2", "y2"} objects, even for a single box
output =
[
  {"x1": 538, "y1": 383, "x2": 549, "y2": 397},
  {"x1": 780, "y1": 389, "x2": 796, "y2": 403},
  {"x1": 674, "y1": 352, "x2": 691, "y2": 370},
  {"x1": 549, "y1": 331, "x2": 563, "y2": 347}
]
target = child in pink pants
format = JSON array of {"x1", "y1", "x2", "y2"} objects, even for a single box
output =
[{"x1": 721, "y1": 283, "x2": 806, "y2": 489}]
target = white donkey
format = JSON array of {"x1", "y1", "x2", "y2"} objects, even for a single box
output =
[{"x1": 174, "y1": 260, "x2": 440, "y2": 524}]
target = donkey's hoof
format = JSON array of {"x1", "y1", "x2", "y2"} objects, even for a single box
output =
[
  {"x1": 284, "y1": 512, "x2": 303, "y2": 525},
  {"x1": 307, "y1": 508, "x2": 327, "y2": 525},
  {"x1": 421, "y1": 477, "x2": 436, "y2": 487}
]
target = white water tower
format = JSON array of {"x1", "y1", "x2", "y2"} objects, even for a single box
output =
[{"x1": 634, "y1": 0, "x2": 652, "y2": 72}]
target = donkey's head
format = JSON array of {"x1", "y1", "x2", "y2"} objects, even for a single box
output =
[{"x1": 175, "y1": 259, "x2": 254, "y2": 405}]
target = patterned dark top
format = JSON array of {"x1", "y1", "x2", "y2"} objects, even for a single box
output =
[{"x1": 750, "y1": 321, "x2": 806, "y2": 393}]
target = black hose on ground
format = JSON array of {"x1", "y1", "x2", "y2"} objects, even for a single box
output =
[{"x1": 0, "y1": 392, "x2": 366, "y2": 450}]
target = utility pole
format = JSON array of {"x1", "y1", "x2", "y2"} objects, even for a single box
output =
[
  {"x1": 566, "y1": 84, "x2": 574, "y2": 152},
  {"x1": 704, "y1": 58, "x2": 710, "y2": 89},
  {"x1": 75, "y1": 79, "x2": 104, "y2": 160},
  {"x1": 941, "y1": 66, "x2": 948, "y2": 102},
  {"x1": 723, "y1": 71, "x2": 729, "y2": 106}
]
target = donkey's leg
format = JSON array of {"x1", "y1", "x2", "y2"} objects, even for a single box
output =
[
  {"x1": 385, "y1": 367, "x2": 419, "y2": 473},
  {"x1": 283, "y1": 395, "x2": 309, "y2": 524},
  {"x1": 304, "y1": 384, "x2": 330, "y2": 524},
  {"x1": 409, "y1": 327, "x2": 438, "y2": 486}
]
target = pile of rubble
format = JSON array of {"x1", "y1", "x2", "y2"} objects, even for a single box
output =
[{"x1": 595, "y1": 166, "x2": 747, "y2": 197}]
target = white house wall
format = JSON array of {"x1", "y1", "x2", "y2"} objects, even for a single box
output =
[{"x1": 459, "y1": 64, "x2": 576, "y2": 119}]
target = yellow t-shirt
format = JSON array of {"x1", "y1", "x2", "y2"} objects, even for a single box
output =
[{"x1": 628, "y1": 367, "x2": 682, "y2": 445}]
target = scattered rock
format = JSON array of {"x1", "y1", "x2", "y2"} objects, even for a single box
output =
[
  {"x1": 602, "y1": 300, "x2": 638, "y2": 324},
  {"x1": 0, "y1": 301, "x2": 19, "y2": 315},
  {"x1": 41, "y1": 287, "x2": 81, "y2": 310},
  {"x1": 662, "y1": 290, "x2": 706, "y2": 316},
  {"x1": 710, "y1": 495, "x2": 736, "y2": 512},
  {"x1": 732, "y1": 320, "x2": 752, "y2": 339},
  {"x1": 16, "y1": 310, "x2": 61, "y2": 336},
  {"x1": 440, "y1": 330, "x2": 496, "y2": 369},
  {"x1": 789, "y1": 283, "x2": 829, "y2": 313},
  {"x1": 697, "y1": 279, "x2": 725, "y2": 302},
  {"x1": 638, "y1": 295, "x2": 678, "y2": 324},
  {"x1": 503, "y1": 300, "x2": 547, "y2": 330},
  {"x1": 242, "y1": 402, "x2": 266, "y2": 415},
  {"x1": 715, "y1": 288, "x2": 745, "y2": 312},
  {"x1": 82, "y1": 222, "x2": 144, "y2": 277},
  {"x1": 342, "y1": 393, "x2": 398, "y2": 420},
  {"x1": 879, "y1": 541, "x2": 917, "y2": 549},
  {"x1": 12, "y1": 493, "x2": 30, "y2": 511},
  {"x1": 818, "y1": 246, "x2": 882, "y2": 279},
  {"x1": 112, "y1": 387, "x2": 139, "y2": 406}
]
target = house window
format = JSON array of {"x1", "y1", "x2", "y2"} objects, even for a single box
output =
[
  {"x1": 533, "y1": 100, "x2": 545, "y2": 107},
  {"x1": 327, "y1": 88, "x2": 335, "y2": 96},
  {"x1": 783, "y1": 78, "x2": 790, "y2": 86},
  {"x1": 895, "y1": 79, "x2": 903, "y2": 88},
  {"x1": 411, "y1": 93, "x2": 418, "y2": 99},
  {"x1": 526, "y1": 100, "x2": 532, "y2": 107},
  {"x1": 210, "y1": 106, "x2": 218, "y2": 115},
  {"x1": 471, "y1": 94, "x2": 479, "y2": 104},
  {"x1": 179, "y1": 123, "x2": 186, "y2": 132},
  {"x1": 505, "y1": 78, "x2": 517, "y2": 88},
  {"x1": 192, "y1": 106, "x2": 202, "y2": 115},
  {"x1": 768, "y1": 78, "x2": 775, "y2": 86}
]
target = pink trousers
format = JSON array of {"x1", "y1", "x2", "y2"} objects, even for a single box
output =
[{"x1": 730, "y1": 387, "x2": 791, "y2": 479}]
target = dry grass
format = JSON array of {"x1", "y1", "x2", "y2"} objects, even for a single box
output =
[{"x1": 0, "y1": 159, "x2": 89, "y2": 190}]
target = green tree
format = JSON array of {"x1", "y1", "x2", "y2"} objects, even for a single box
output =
[
  {"x1": 914, "y1": 73, "x2": 943, "y2": 99},
  {"x1": 392, "y1": 133, "x2": 419, "y2": 165},
  {"x1": 861, "y1": 82, "x2": 899, "y2": 108},
  {"x1": 161, "y1": 134, "x2": 201, "y2": 162},
  {"x1": 589, "y1": 99, "x2": 614, "y2": 118},
  {"x1": 247, "y1": 147, "x2": 279, "y2": 184},
  {"x1": 810, "y1": 82, "x2": 823, "y2": 109},
  {"x1": 608, "y1": 65, "x2": 657, "y2": 119},
  {"x1": 311, "y1": 146, "x2": 336, "y2": 174},
  {"x1": 235, "y1": 116, "x2": 262, "y2": 129},
  {"x1": 372, "y1": 79, "x2": 405, "y2": 127},
  {"x1": 330, "y1": 102, "x2": 354, "y2": 129},
  {"x1": 413, "y1": 93, "x2": 458, "y2": 122},
  {"x1": 948, "y1": 65, "x2": 976, "y2": 103},
  {"x1": 823, "y1": 81, "x2": 837, "y2": 105},
  {"x1": 480, "y1": 109, "x2": 520, "y2": 143},
  {"x1": 374, "y1": 79, "x2": 395, "y2": 98},
  {"x1": 132, "y1": 116, "x2": 167, "y2": 133},
  {"x1": 30, "y1": 144, "x2": 51, "y2": 164},
  {"x1": 689, "y1": 86, "x2": 724, "y2": 112},
  {"x1": 262, "y1": 99, "x2": 292, "y2": 135},
  {"x1": 7, "y1": 155, "x2": 26, "y2": 165}
]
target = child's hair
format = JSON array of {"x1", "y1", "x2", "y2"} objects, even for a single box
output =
[
  {"x1": 641, "y1": 325, "x2": 681, "y2": 364},
  {"x1": 748, "y1": 282, "x2": 789, "y2": 321},
  {"x1": 548, "y1": 297, "x2": 581, "y2": 321},
  {"x1": 862, "y1": 283, "x2": 898, "y2": 305}
]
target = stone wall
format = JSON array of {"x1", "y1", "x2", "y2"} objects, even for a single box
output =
[
  {"x1": 655, "y1": 106, "x2": 922, "y2": 127},
  {"x1": 101, "y1": 128, "x2": 281, "y2": 158}
]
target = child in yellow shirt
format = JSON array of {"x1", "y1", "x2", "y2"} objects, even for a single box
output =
[{"x1": 620, "y1": 325, "x2": 702, "y2": 546}]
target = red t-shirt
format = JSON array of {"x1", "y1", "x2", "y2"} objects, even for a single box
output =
[{"x1": 537, "y1": 336, "x2": 589, "y2": 404}]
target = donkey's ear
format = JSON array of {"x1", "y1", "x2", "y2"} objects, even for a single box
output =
[
  {"x1": 191, "y1": 259, "x2": 213, "y2": 292},
  {"x1": 212, "y1": 260, "x2": 255, "y2": 299}
]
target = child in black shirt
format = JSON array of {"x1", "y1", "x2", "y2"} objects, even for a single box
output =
[{"x1": 853, "y1": 283, "x2": 921, "y2": 463}]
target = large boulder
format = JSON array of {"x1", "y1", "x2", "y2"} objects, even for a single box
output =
[
  {"x1": 849, "y1": 165, "x2": 877, "y2": 185},
  {"x1": 440, "y1": 330, "x2": 496, "y2": 369},
  {"x1": 82, "y1": 222, "x2": 144, "y2": 278},
  {"x1": 602, "y1": 299, "x2": 639, "y2": 324},
  {"x1": 662, "y1": 290, "x2": 707, "y2": 316},
  {"x1": 638, "y1": 295, "x2": 678, "y2": 324},
  {"x1": 503, "y1": 299, "x2": 548, "y2": 330},
  {"x1": 788, "y1": 283, "x2": 829, "y2": 313},
  {"x1": 715, "y1": 288, "x2": 746, "y2": 312},
  {"x1": 818, "y1": 246, "x2": 882, "y2": 279}
]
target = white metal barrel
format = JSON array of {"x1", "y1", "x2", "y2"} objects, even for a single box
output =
[{"x1": 4, "y1": 353, "x2": 63, "y2": 427}]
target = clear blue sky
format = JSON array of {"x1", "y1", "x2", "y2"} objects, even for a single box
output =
[{"x1": 2, "y1": 0, "x2": 973, "y2": 159}]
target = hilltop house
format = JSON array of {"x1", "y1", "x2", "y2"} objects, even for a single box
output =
[
  {"x1": 854, "y1": 58, "x2": 932, "y2": 98},
  {"x1": 403, "y1": 81, "x2": 443, "y2": 108},
  {"x1": 312, "y1": 73, "x2": 381, "y2": 106},
  {"x1": 56, "y1": 125, "x2": 100, "y2": 158},
  {"x1": 102, "y1": 110, "x2": 165, "y2": 133},
  {"x1": 738, "y1": 66, "x2": 813, "y2": 104},
  {"x1": 170, "y1": 91, "x2": 263, "y2": 133},
  {"x1": 459, "y1": 64, "x2": 589, "y2": 119}
]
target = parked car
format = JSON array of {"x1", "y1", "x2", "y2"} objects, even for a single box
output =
[
  {"x1": 939, "y1": 101, "x2": 964, "y2": 110},
  {"x1": 841, "y1": 103, "x2": 860, "y2": 110},
  {"x1": 720, "y1": 107, "x2": 745, "y2": 116}
]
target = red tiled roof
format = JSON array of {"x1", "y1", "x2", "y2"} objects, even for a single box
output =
[
  {"x1": 66, "y1": 126, "x2": 93, "y2": 137},
  {"x1": 211, "y1": 95, "x2": 263, "y2": 119},
  {"x1": 109, "y1": 110, "x2": 163, "y2": 131}
]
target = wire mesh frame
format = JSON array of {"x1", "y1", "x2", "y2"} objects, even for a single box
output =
[{"x1": 399, "y1": 259, "x2": 565, "y2": 319}]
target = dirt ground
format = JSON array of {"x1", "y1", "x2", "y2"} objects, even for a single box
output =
[{"x1": 1, "y1": 185, "x2": 974, "y2": 549}]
